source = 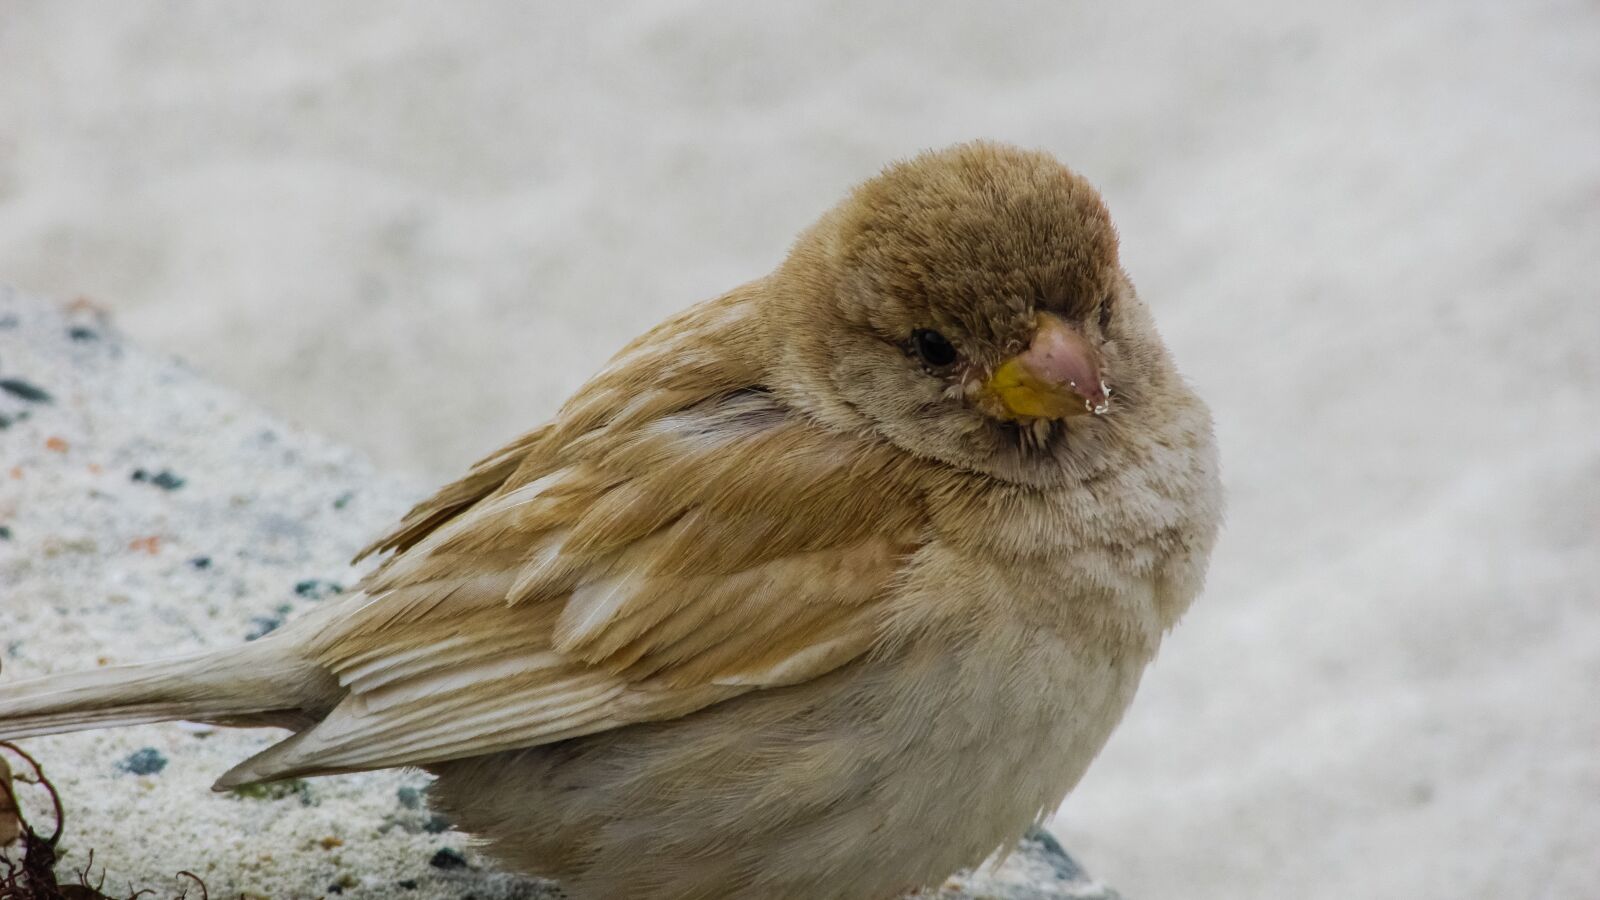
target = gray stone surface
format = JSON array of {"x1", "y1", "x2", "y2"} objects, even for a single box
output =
[{"x1": 0, "y1": 286, "x2": 1118, "y2": 898}]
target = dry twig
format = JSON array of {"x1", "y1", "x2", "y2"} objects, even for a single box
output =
[{"x1": 0, "y1": 743, "x2": 211, "y2": 900}]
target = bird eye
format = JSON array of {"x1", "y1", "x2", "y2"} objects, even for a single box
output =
[{"x1": 910, "y1": 329, "x2": 958, "y2": 369}]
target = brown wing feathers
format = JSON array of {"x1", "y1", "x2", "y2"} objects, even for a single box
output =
[{"x1": 215, "y1": 288, "x2": 931, "y2": 786}]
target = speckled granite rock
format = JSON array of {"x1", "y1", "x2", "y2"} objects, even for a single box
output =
[{"x1": 0, "y1": 286, "x2": 1120, "y2": 899}]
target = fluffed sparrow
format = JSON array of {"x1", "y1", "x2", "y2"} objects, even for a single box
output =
[{"x1": 0, "y1": 142, "x2": 1221, "y2": 900}]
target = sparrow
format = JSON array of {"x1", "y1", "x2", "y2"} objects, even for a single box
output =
[{"x1": 0, "y1": 142, "x2": 1221, "y2": 900}]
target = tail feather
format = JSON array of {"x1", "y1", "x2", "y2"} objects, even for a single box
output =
[{"x1": 0, "y1": 641, "x2": 330, "y2": 742}]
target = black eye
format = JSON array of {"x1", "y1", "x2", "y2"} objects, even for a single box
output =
[
  {"x1": 1098, "y1": 296, "x2": 1114, "y2": 331},
  {"x1": 910, "y1": 329, "x2": 958, "y2": 369}
]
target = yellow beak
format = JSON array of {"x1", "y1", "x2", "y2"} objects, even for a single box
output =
[{"x1": 984, "y1": 314, "x2": 1108, "y2": 420}]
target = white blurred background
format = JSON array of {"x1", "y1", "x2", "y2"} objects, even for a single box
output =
[{"x1": 2, "y1": 2, "x2": 1596, "y2": 897}]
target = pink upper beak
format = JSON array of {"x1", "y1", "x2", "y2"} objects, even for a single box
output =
[{"x1": 984, "y1": 314, "x2": 1109, "y2": 419}]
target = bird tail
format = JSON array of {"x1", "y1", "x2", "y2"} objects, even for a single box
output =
[{"x1": 0, "y1": 640, "x2": 326, "y2": 742}]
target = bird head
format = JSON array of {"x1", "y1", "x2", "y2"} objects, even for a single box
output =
[{"x1": 766, "y1": 142, "x2": 1179, "y2": 484}]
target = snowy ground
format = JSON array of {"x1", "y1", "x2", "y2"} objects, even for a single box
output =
[{"x1": 2, "y1": 2, "x2": 1596, "y2": 898}]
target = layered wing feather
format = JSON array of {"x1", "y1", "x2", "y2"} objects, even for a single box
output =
[{"x1": 218, "y1": 291, "x2": 930, "y2": 787}]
